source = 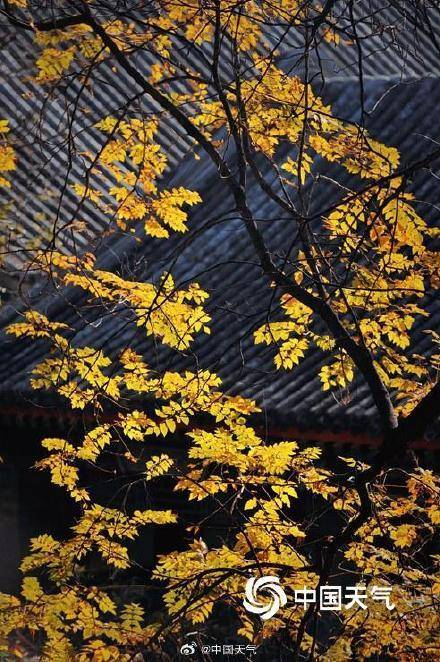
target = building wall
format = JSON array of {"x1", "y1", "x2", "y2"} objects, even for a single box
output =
[{"x1": 0, "y1": 421, "x2": 75, "y2": 593}]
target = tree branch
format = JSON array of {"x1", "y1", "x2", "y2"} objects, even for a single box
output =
[{"x1": 14, "y1": 2, "x2": 398, "y2": 434}]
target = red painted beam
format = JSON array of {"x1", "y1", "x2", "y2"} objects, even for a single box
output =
[
  {"x1": 259, "y1": 425, "x2": 440, "y2": 450},
  {"x1": 0, "y1": 404, "x2": 438, "y2": 450}
]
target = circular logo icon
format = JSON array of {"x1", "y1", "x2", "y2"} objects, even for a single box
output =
[
  {"x1": 180, "y1": 641, "x2": 197, "y2": 656},
  {"x1": 243, "y1": 575, "x2": 287, "y2": 620}
]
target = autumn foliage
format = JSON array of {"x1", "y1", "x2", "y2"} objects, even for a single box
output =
[{"x1": 0, "y1": 1, "x2": 439, "y2": 660}]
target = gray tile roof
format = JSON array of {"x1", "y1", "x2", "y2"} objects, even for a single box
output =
[
  {"x1": 0, "y1": 75, "x2": 439, "y2": 440},
  {"x1": 0, "y1": 4, "x2": 439, "y2": 439}
]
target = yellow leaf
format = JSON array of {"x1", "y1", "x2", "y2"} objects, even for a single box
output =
[{"x1": 244, "y1": 498, "x2": 257, "y2": 511}]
